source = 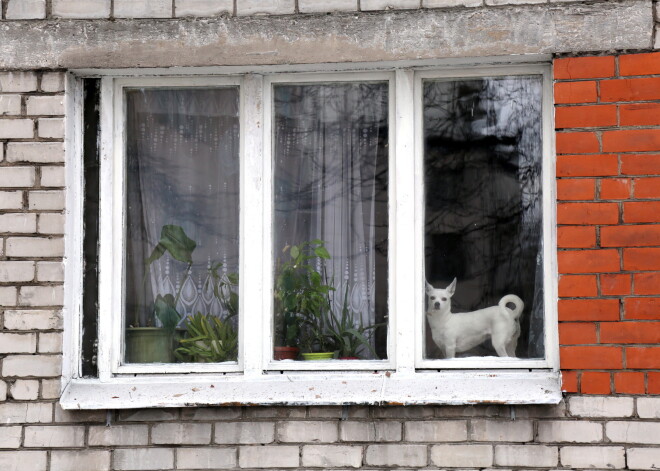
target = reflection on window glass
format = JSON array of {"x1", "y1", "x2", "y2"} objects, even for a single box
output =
[
  {"x1": 123, "y1": 88, "x2": 240, "y2": 364},
  {"x1": 273, "y1": 82, "x2": 389, "y2": 362},
  {"x1": 423, "y1": 76, "x2": 544, "y2": 360}
]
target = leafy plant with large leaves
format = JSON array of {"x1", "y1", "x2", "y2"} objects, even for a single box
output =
[{"x1": 175, "y1": 312, "x2": 238, "y2": 363}]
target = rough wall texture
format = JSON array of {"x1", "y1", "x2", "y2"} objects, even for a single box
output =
[{"x1": 1, "y1": 1, "x2": 660, "y2": 470}]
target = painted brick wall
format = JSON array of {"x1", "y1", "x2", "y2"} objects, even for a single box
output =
[{"x1": 555, "y1": 52, "x2": 660, "y2": 396}]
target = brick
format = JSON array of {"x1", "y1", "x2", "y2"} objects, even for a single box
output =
[
  {"x1": 41, "y1": 378, "x2": 61, "y2": 399},
  {"x1": 88, "y1": 425, "x2": 149, "y2": 446},
  {"x1": 24, "y1": 426, "x2": 84, "y2": 447},
  {"x1": 471, "y1": 420, "x2": 532, "y2": 442},
  {"x1": 620, "y1": 51, "x2": 660, "y2": 76},
  {"x1": 9, "y1": 379, "x2": 39, "y2": 400},
  {"x1": 624, "y1": 248, "x2": 660, "y2": 271},
  {"x1": 363, "y1": 0, "x2": 421, "y2": 10},
  {"x1": 614, "y1": 371, "x2": 645, "y2": 394},
  {"x1": 215, "y1": 422, "x2": 274, "y2": 444},
  {"x1": 650, "y1": 372, "x2": 660, "y2": 394},
  {"x1": 238, "y1": 445, "x2": 299, "y2": 468},
  {"x1": 113, "y1": 449, "x2": 174, "y2": 471},
  {"x1": 622, "y1": 154, "x2": 660, "y2": 175},
  {"x1": 561, "y1": 370, "x2": 578, "y2": 392},
  {"x1": 175, "y1": 0, "x2": 233, "y2": 16},
  {"x1": 114, "y1": 0, "x2": 171, "y2": 18},
  {"x1": 6, "y1": 142, "x2": 64, "y2": 163},
  {"x1": 600, "y1": 273, "x2": 631, "y2": 295},
  {"x1": 580, "y1": 371, "x2": 611, "y2": 394},
  {"x1": 0, "y1": 119, "x2": 34, "y2": 139},
  {"x1": 54, "y1": 405, "x2": 107, "y2": 423},
  {"x1": 621, "y1": 103, "x2": 660, "y2": 126},
  {"x1": 601, "y1": 77, "x2": 660, "y2": 102},
  {"x1": 555, "y1": 104, "x2": 617, "y2": 129},
  {"x1": 0, "y1": 95, "x2": 21, "y2": 115},
  {"x1": 627, "y1": 346, "x2": 660, "y2": 368},
  {"x1": 236, "y1": 0, "x2": 295, "y2": 16},
  {"x1": 405, "y1": 420, "x2": 466, "y2": 442},
  {"x1": 494, "y1": 444, "x2": 558, "y2": 467},
  {"x1": 0, "y1": 190, "x2": 24, "y2": 209},
  {"x1": 0, "y1": 214, "x2": 37, "y2": 234},
  {"x1": 559, "y1": 274, "x2": 597, "y2": 297},
  {"x1": 558, "y1": 250, "x2": 620, "y2": 274},
  {"x1": 38, "y1": 118, "x2": 64, "y2": 139},
  {"x1": 554, "y1": 81, "x2": 597, "y2": 104},
  {"x1": 0, "y1": 426, "x2": 22, "y2": 448},
  {"x1": 302, "y1": 445, "x2": 362, "y2": 468},
  {"x1": 152, "y1": 423, "x2": 212, "y2": 444},
  {"x1": 557, "y1": 202, "x2": 618, "y2": 224},
  {"x1": 277, "y1": 421, "x2": 337, "y2": 443},
  {"x1": 606, "y1": 421, "x2": 660, "y2": 444},
  {"x1": 600, "y1": 178, "x2": 631, "y2": 199},
  {"x1": 51, "y1": 451, "x2": 110, "y2": 471},
  {"x1": 627, "y1": 447, "x2": 660, "y2": 470},
  {"x1": 0, "y1": 260, "x2": 35, "y2": 282},
  {"x1": 0, "y1": 403, "x2": 52, "y2": 423},
  {"x1": 299, "y1": 0, "x2": 357, "y2": 12},
  {"x1": 569, "y1": 396, "x2": 634, "y2": 417},
  {"x1": 37, "y1": 261, "x2": 64, "y2": 282},
  {"x1": 365, "y1": 444, "x2": 427, "y2": 467},
  {"x1": 0, "y1": 286, "x2": 18, "y2": 306},
  {"x1": 6, "y1": 237, "x2": 64, "y2": 257},
  {"x1": 38, "y1": 213, "x2": 65, "y2": 234},
  {"x1": 0, "y1": 72, "x2": 37, "y2": 92},
  {"x1": 560, "y1": 346, "x2": 622, "y2": 369},
  {"x1": 19, "y1": 285, "x2": 64, "y2": 307},
  {"x1": 28, "y1": 190, "x2": 65, "y2": 210},
  {"x1": 340, "y1": 421, "x2": 401, "y2": 442},
  {"x1": 52, "y1": 0, "x2": 110, "y2": 18},
  {"x1": 0, "y1": 381, "x2": 6, "y2": 401},
  {"x1": 561, "y1": 446, "x2": 625, "y2": 469},
  {"x1": 637, "y1": 397, "x2": 660, "y2": 418},
  {"x1": 118, "y1": 408, "x2": 179, "y2": 422},
  {"x1": 4, "y1": 309, "x2": 62, "y2": 330},
  {"x1": 176, "y1": 448, "x2": 237, "y2": 469},
  {"x1": 424, "y1": 0, "x2": 482, "y2": 7},
  {"x1": 180, "y1": 407, "x2": 242, "y2": 421},
  {"x1": 557, "y1": 154, "x2": 618, "y2": 177},
  {"x1": 635, "y1": 273, "x2": 660, "y2": 294},
  {"x1": 556, "y1": 132, "x2": 599, "y2": 154},
  {"x1": 41, "y1": 73, "x2": 65, "y2": 93},
  {"x1": 603, "y1": 129, "x2": 660, "y2": 153},
  {"x1": 40, "y1": 166, "x2": 65, "y2": 187},
  {"x1": 554, "y1": 56, "x2": 615, "y2": 79},
  {"x1": 625, "y1": 297, "x2": 660, "y2": 320},
  {"x1": 2, "y1": 354, "x2": 62, "y2": 377},
  {"x1": 39, "y1": 332, "x2": 62, "y2": 353},
  {"x1": 6, "y1": 0, "x2": 46, "y2": 18},
  {"x1": 430, "y1": 444, "x2": 492, "y2": 467},
  {"x1": 0, "y1": 166, "x2": 35, "y2": 187},
  {"x1": 0, "y1": 332, "x2": 37, "y2": 353},
  {"x1": 556, "y1": 178, "x2": 595, "y2": 200},
  {"x1": 635, "y1": 177, "x2": 660, "y2": 199},
  {"x1": 601, "y1": 321, "x2": 660, "y2": 343},
  {"x1": 557, "y1": 226, "x2": 596, "y2": 248},
  {"x1": 625, "y1": 202, "x2": 660, "y2": 223},
  {"x1": 25, "y1": 96, "x2": 64, "y2": 116},
  {"x1": 537, "y1": 420, "x2": 602, "y2": 443},
  {"x1": 0, "y1": 451, "x2": 47, "y2": 471},
  {"x1": 558, "y1": 322, "x2": 597, "y2": 345}
]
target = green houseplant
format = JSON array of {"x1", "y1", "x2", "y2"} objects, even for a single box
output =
[
  {"x1": 125, "y1": 224, "x2": 196, "y2": 363},
  {"x1": 174, "y1": 312, "x2": 238, "y2": 363}
]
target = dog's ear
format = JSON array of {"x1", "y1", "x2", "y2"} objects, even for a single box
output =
[
  {"x1": 446, "y1": 278, "x2": 457, "y2": 296},
  {"x1": 425, "y1": 280, "x2": 434, "y2": 293}
]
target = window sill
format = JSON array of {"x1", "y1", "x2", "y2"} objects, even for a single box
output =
[{"x1": 60, "y1": 370, "x2": 561, "y2": 409}]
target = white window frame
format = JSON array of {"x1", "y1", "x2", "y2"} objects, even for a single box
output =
[{"x1": 61, "y1": 58, "x2": 561, "y2": 409}]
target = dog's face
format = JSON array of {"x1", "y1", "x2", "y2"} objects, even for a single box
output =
[{"x1": 425, "y1": 278, "x2": 456, "y2": 312}]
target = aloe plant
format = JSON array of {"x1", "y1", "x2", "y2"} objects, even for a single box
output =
[{"x1": 175, "y1": 312, "x2": 238, "y2": 363}]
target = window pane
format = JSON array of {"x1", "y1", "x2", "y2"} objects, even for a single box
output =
[
  {"x1": 123, "y1": 88, "x2": 240, "y2": 364},
  {"x1": 273, "y1": 82, "x2": 389, "y2": 361},
  {"x1": 423, "y1": 76, "x2": 544, "y2": 360}
]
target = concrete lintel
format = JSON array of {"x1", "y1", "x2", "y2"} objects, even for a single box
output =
[{"x1": 0, "y1": 1, "x2": 653, "y2": 69}]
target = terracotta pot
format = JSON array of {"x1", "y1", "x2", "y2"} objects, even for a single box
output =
[{"x1": 273, "y1": 346, "x2": 299, "y2": 361}]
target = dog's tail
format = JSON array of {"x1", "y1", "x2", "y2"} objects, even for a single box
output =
[{"x1": 498, "y1": 294, "x2": 524, "y2": 320}]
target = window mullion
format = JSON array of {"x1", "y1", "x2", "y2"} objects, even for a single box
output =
[{"x1": 241, "y1": 73, "x2": 265, "y2": 376}]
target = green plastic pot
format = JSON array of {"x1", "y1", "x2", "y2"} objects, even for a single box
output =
[
  {"x1": 125, "y1": 327, "x2": 175, "y2": 363},
  {"x1": 301, "y1": 352, "x2": 335, "y2": 361}
]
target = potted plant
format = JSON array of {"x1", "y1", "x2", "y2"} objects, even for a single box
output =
[
  {"x1": 175, "y1": 312, "x2": 238, "y2": 363},
  {"x1": 125, "y1": 224, "x2": 196, "y2": 363},
  {"x1": 274, "y1": 240, "x2": 335, "y2": 360}
]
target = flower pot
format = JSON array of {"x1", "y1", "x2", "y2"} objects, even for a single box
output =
[
  {"x1": 273, "y1": 346, "x2": 299, "y2": 361},
  {"x1": 125, "y1": 327, "x2": 175, "y2": 363},
  {"x1": 301, "y1": 352, "x2": 335, "y2": 361}
]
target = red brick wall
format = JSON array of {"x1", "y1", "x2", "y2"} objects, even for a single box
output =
[{"x1": 555, "y1": 52, "x2": 660, "y2": 395}]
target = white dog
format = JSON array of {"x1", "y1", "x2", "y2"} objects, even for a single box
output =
[{"x1": 425, "y1": 279, "x2": 524, "y2": 359}]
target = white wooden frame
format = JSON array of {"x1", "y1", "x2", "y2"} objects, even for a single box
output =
[{"x1": 62, "y1": 58, "x2": 561, "y2": 409}]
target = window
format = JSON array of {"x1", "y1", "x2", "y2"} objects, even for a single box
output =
[{"x1": 62, "y1": 62, "x2": 559, "y2": 409}]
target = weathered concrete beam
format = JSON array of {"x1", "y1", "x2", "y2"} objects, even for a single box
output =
[{"x1": 0, "y1": 0, "x2": 653, "y2": 69}]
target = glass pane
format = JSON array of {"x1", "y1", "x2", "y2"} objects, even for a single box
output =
[
  {"x1": 273, "y1": 82, "x2": 389, "y2": 362},
  {"x1": 123, "y1": 88, "x2": 240, "y2": 364},
  {"x1": 423, "y1": 76, "x2": 544, "y2": 360}
]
